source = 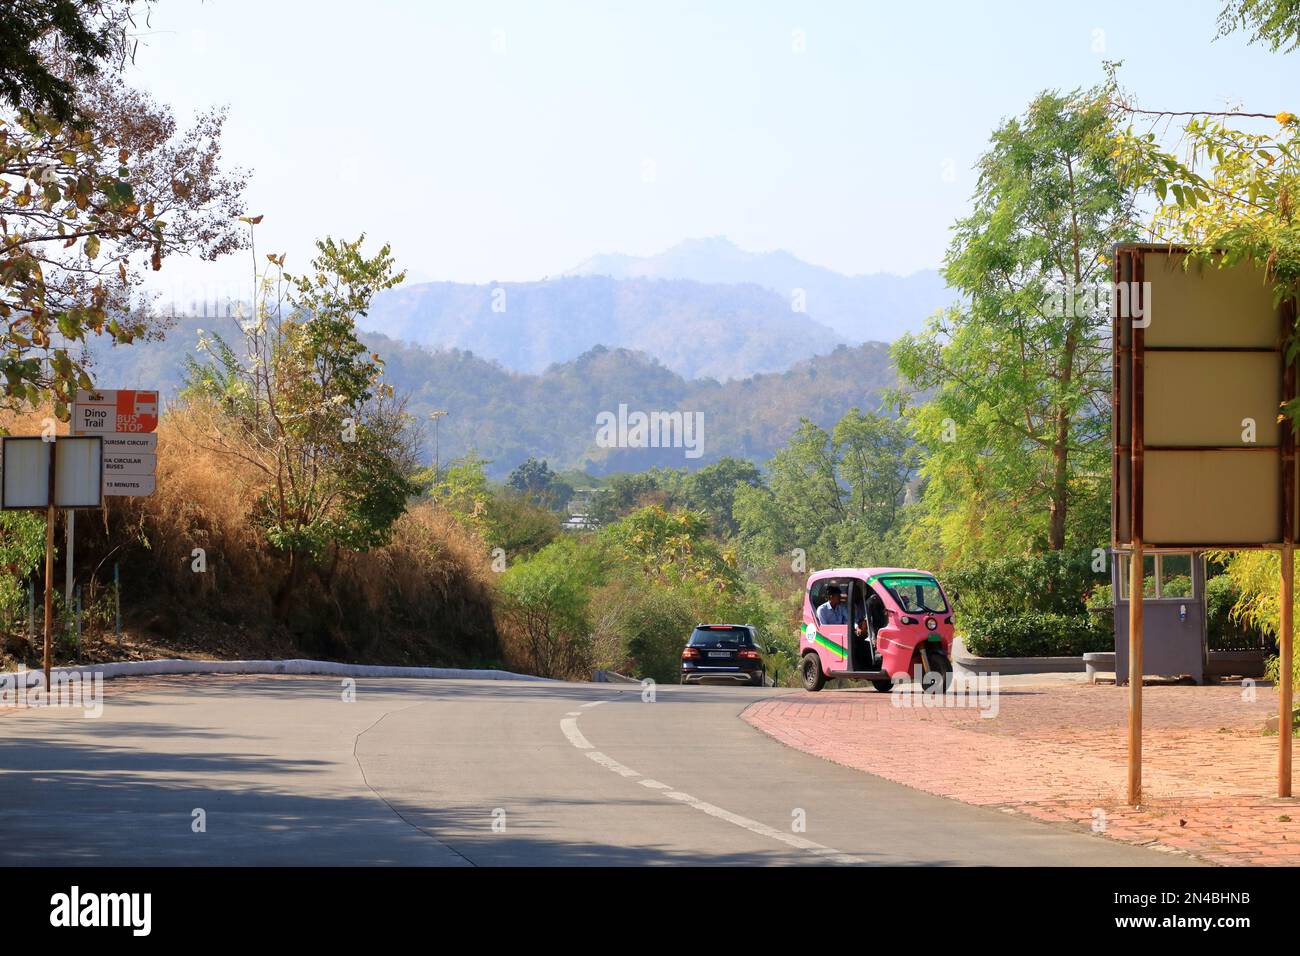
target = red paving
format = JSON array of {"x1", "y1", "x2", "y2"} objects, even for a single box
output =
[{"x1": 744, "y1": 679, "x2": 1299, "y2": 866}]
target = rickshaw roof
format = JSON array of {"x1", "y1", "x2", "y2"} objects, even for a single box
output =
[{"x1": 806, "y1": 567, "x2": 939, "y2": 584}]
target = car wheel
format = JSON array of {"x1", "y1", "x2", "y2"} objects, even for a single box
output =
[
  {"x1": 801, "y1": 653, "x2": 826, "y2": 692},
  {"x1": 752, "y1": 670, "x2": 766, "y2": 687}
]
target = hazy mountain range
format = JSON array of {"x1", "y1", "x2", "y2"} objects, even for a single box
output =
[
  {"x1": 568, "y1": 237, "x2": 952, "y2": 342},
  {"x1": 360, "y1": 274, "x2": 838, "y2": 381},
  {"x1": 361, "y1": 238, "x2": 952, "y2": 381},
  {"x1": 87, "y1": 319, "x2": 898, "y2": 477},
  {"x1": 90, "y1": 239, "x2": 933, "y2": 474}
]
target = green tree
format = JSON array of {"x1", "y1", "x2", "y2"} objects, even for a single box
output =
[
  {"x1": 507, "y1": 456, "x2": 573, "y2": 511},
  {"x1": 600, "y1": 504, "x2": 739, "y2": 591},
  {"x1": 893, "y1": 82, "x2": 1136, "y2": 561},
  {"x1": 681, "y1": 456, "x2": 762, "y2": 535},
  {"x1": 733, "y1": 409, "x2": 916, "y2": 567},
  {"x1": 1115, "y1": 103, "x2": 1300, "y2": 304},
  {"x1": 182, "y1": 227, "x2": 413, "y2": 616},
  {"x1": 498, "y1": 537, "x2": 597, "y2": 678},
  {"x1": 0, "y1": 1, "x2": 146, "y2": 122},
  {"x1": 587, "y1": 471, "x2": 664, "y2": 526},
  {"x1": 832, "y1": 407, "x2": 918, "y2": 537},
  {"x1": 1218, "y1": 0, "x2": 1300, "y2": 51},
  {"x1": 0, "y1": 509, "x2": 44, "y2": 630},
  {"x1": 1, "y1": 28, "x2": 246, "y2": 415}
]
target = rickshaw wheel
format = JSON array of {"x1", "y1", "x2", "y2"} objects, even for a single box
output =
[
  {"x1": 914, "y1": 648, "x2": 953, "y2": 692},
  {"x1": 801, "y1": 653, "x2": 826, "y2": 692},
  {"x1": 871, "y1": 678, "x2": 895, "y2": 693}
]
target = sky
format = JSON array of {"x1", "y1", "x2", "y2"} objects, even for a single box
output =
[{"x1": 124, "y1": 0, "x2": 1293, "y2": 308}]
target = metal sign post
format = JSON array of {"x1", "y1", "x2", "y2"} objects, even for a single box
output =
[
  {"x1": 1283, "y1": 542, "x2": 1295, "y2": 797},
  {"x1": 63, "y1": 390, "x2": 159, "y2": 648},
  {"x1": 2, "y1": 436, "x2": 103, "y2": 689},
  {"x1": 43, "y1": 439, "x2": 55, "y2": 690}
]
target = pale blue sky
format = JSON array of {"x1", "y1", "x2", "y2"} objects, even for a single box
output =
[{"x1": 126, "y1": 0, "x2": 1292, "y2": 307}]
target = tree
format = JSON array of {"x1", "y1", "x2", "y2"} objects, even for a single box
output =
[
  {"x1": 1115, "y1": 104, "x2": 1300, "y2": 305},
  {"x1": 682, "y1": 456, "x2": 762, "y2": 535},
  {"x1": 0, "y1": 1, "x2": 147, "y2": 122},
  {"x1": 893, "y1": 82, "x2": 1136, "y2": 560},
  {"x1": 600, "y1": 504, "x2": 739, "y2": 591},
  {"x1": 587, "y1": 471, "x2": 664, "y2": 526},
  {"x1": 832, "y1": 407, "x2": 918, "y2": 537},
  {"x1": 1218, "y1": 0, "x2": 1300, "y2": 51},
  {"x1": 732, "y1": 410, "x2": 918, "y2": 568},
  {"x1": 498, "y1": 537, "x2": 595, "y2": 679},
  {"x1": 182, "y1": 226, "x2": 413, "y2": 615},
  {"x1": 506, "y1": 456, "x2": 573, "y2": 511},
  {"x1": 1, "y1": 39, "x2": 246, "y2": 416}
]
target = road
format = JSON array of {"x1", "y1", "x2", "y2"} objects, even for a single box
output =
[{"x1": 0, "y1": 675, "x2": 1192, "y2": 865}]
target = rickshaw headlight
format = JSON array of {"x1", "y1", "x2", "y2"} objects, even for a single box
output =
[{"x1": 925, "y1": 617, "x2": 938, "y2": 631}]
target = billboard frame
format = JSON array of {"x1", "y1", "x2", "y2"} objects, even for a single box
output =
[{"x1": 1112, "y1": 242, "x2": 1298, "y2": 805}]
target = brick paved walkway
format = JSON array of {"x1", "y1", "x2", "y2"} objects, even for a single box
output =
[{"x1": 743, "y1": 679, "x2": 1299, "y2": 865}]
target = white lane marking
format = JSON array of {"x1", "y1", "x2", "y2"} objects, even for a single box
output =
[
  {"x1": 581, "y1": 700, "x2": 608, "y2": 709},
  {"x1": 561, "y1": 708, "x2": 861, "y2": 864},
  {"x1": 662, "y1": 789, "x2": 860, "y2": 864},
  {"x1": 560, "y1": 717, "x2": 593, "y2": 750},
  {"x1": 587, "y1": 751, "x2": 640, "y2": 778},
  {"x1": 566, "y1": 711, "x2": 583, "y2": 717}
]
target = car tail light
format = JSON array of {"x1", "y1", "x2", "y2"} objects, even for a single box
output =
[
  {"x1": 682, "y1": 647, "x2": 700, "y2": 660},
  {"x1": 738, "y1": 649, "x2": 761, "y2": 660}
]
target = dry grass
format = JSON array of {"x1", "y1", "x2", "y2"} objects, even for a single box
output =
[{"x1": 0, "y1": 404, "x2": 503, "y2": 668}]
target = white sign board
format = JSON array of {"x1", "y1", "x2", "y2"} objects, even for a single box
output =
[
  {"x1": 72, "y1": 389, "x2": 158, "y2": 497},
  {"x1": 103, "y1": 475, "x2": 155, "y2": 496},
  {"x1": 101, "y1": 433, "x2": 157, "y2": 453},
  {"x1": 104, "y1": 452, "x2": 156, "y2": 476},
  {"x1": 1, "y1": 437, "x2": 103, "y2": 509},
  {"x1": 72, "y1": 389, "x2": 159, "y2": 434}
]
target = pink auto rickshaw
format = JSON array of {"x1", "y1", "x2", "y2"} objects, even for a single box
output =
[{"x1": 799, "y1": 567, "x2": 955, "y2": 692}]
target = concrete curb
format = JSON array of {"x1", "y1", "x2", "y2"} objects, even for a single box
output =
[
  {"x1": 1, "y1": 658, "x2": 552, "y2": 687},
  {"x1": 592, "y1": 669, "x2": 640, "y2": 683},
  {"x1": 952, "y1": 636, "x2": 1086, "y2": 675}
]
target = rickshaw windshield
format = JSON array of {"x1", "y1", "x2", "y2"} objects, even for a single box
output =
[{"x1": 876, "y1": 575, "x2": 947, "y2": 614}]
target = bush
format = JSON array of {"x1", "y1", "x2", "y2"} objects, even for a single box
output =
[
  {"x1": 497, "y1": 538, "x2": 595, "y2": 679},
  {"x1": 945, "y1": 551, "x2": 1103, "y2": 619},
  {"x1": 1206, "y1": 572, "x2": 1266, "y2": 651},
  {"x1": 962, "y1": 611, "x2": 1112, "y2": 657}
]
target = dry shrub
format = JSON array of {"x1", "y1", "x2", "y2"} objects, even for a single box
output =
[
  {"x1": 334, "y1": 502, "x2": 500, "y2": 664},
  {"x1": 0, "y1": 404, "x2": 502, "y2": 666},
  {"x1": 121, "y1": 410, "x2": 279, "y2": 616}
]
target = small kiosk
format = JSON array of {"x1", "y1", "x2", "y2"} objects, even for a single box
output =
[{"x1": 1111, "y1": 551, "x2": 1204, "y2": 684}]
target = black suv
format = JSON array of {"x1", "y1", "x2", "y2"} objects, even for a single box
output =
[{"x1": 680, "y1": 625, "x2": 765, "y2": 686}]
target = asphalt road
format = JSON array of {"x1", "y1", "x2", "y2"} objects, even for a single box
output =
[{"x1": 0, "y1": 675, "x2": 1193, "y2": 866}]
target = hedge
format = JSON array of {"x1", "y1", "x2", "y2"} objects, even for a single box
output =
[{"x1": 961, "y1": 611, "x2": 1113, "y2": 658}]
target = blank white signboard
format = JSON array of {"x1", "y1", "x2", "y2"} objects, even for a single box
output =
[
  {"x1": 55, "y1": 437, "x2": 103, "y2": 507},
  {"x1": 2, "y1": 439, "x2": 51, "y2": 508},
  {"x1": 1, "y1": 437, "x2": 102, "y2": 509}
]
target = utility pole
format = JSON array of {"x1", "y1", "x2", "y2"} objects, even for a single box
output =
[{"x1": 429, "y1": 410, "x2": 448, "y2": 477}]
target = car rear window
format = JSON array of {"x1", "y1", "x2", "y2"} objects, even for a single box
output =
[{"x1": 689, "y1": 626, "x2": 753, "y2": 647}]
